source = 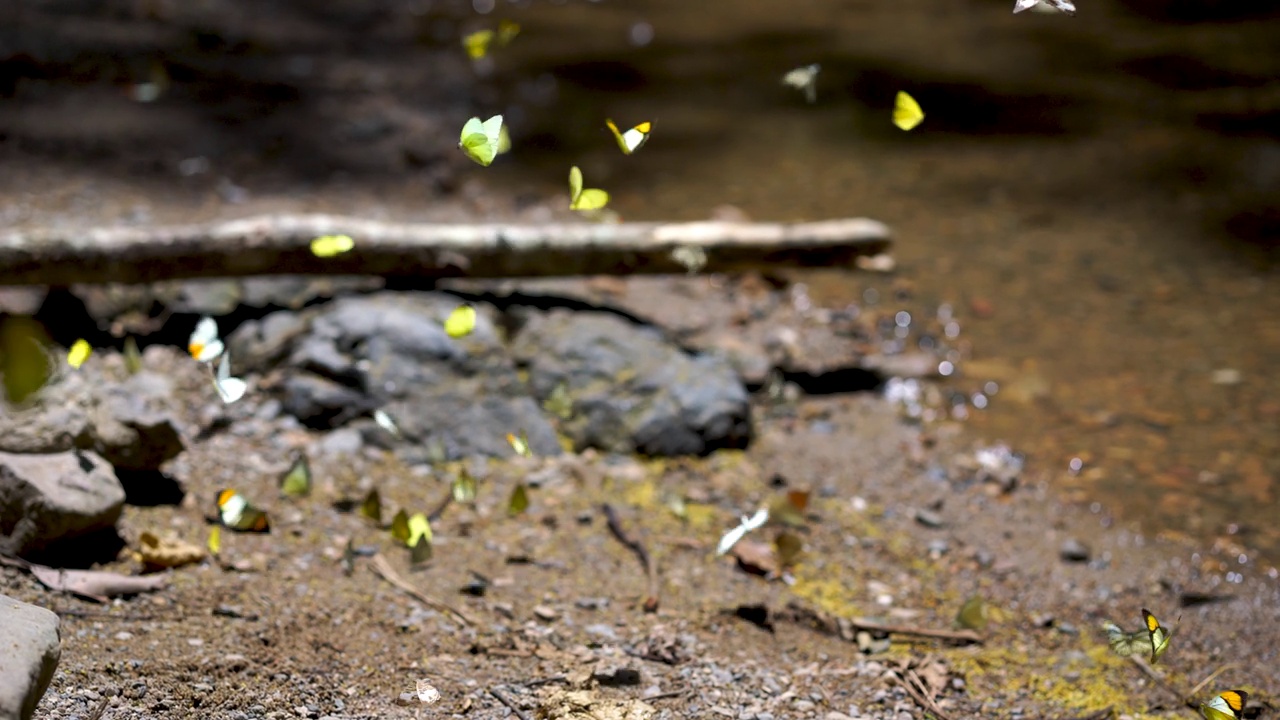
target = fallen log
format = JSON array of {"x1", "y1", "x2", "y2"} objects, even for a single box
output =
[{"x1": 0, "y1": 214, "x2": 891, "y2": 286}]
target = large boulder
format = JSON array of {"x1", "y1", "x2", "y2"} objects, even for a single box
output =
[
  {"x1": 511, "y1": 310, "x2": 751, "y2": 455},
  {"x1": 0, "y1": 595, "x2": 60, "y2": 720},
  {"x1": 0, "y1": 450, "x2": 125, "y2": 557}
]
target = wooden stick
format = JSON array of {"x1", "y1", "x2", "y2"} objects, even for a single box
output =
[
  {"x1": 601, "y1": 503, "x2": 660, "y2": 613},
  {"x1": 782, "y1": 600, "x2": 985, "y2": 645},
  {"x1": 489, "y1": 687, "x2": 531, "y2": 720},
  {"x1": 370, "y1": 553, "x2": 474, "y2": 626},
  {"x1": 0, "y1": 214, "x2": 891, "y2": 285}
]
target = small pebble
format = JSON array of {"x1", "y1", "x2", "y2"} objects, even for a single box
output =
[
  {"x1": 533, "y1": 605, "x2": 559, "y2": 621},
  {"x1": 915, "y1": 509, "x2": 944, "y2": 528},
  {"x1": 1059, "y1": 539, "x2": 1091, "y2": 563}
]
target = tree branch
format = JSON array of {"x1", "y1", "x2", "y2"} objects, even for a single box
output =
[{"x1": 0, "y1": 214, "x2": 891, "y2": 285}]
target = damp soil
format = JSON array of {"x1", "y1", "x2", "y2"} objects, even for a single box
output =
[{"x1": 2, "y1": 1, "x2": 1280, "y2": 718}]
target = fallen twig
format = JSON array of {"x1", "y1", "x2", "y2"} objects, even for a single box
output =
[
  {"x1": 895, "y1": 668, "x2": 955, "y2": 720},
  {"x1": 86, "y1": 695, "x2": 109, "y2": 720},
  {"x1": 489, "y1": 687, "x2": 531, "y2": 720},
  {"x1": 0, "y1": 214, "x2": 891, "y2": 285},
  {"x1": 783, "y1": 600, "x2": 984, "y2": 645},
  {"x1": 601, "y1": 504, "x2": 660, "y2": 612},
  {"x1": 370, "y1": 553, "x2": 474, "y2": 626},
  {"x1": 1187, "y1": 663, "x2": 1238, "y2": 700}
]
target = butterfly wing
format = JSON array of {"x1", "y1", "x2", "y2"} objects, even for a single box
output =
[
  {"x1": 1103, "y1": 621, "x2": 1152, "y2": 657},
  {"x1": 1201, "y1": 690, "x2": 1247, "y2": 720},
  {"x1": 279, "y1": 455, "x2": 311, "y2": 497},
  {"x1": 893, "y1": 91, "x2": 925, "y2": 131},
  {"x1": 1143, "y1": 609, "x2": 1172, "y2": 664}
]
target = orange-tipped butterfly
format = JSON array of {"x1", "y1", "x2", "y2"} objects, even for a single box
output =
[
  {"x1": 216, "y1": 489, "x2": 270, "y2": 532},
  {"x1": 1200, "y1": 690, "x2": 1247, "y2": 720}
]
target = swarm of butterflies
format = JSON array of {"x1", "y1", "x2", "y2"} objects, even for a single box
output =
[{"x1": 63, "y1": 6, "x2": 1263, "y2": 715}]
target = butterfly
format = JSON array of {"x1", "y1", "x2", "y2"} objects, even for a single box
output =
[
  {"x1": 215, "y1": 489, "x2": 270, "y2": 532},
  {"x1": 279, "y1": 454, "x2": 311, "y2": 497},
  {"x1": 461, "y1": 20, "x2": 520, "y2": 60},
  {"x1": 444, "y1": 304, "x2": 477, "y2": 338},
  {"x1": 893, "y1": 91, "x2": 925, "y2": 131},
  {"x1": 122, "y1": 336, "x2": 143, "y2": 374},
  {"x1": 1103, "y1": 608, "x2": 1173, "y2": 664},
  {"x1": 716, "y1": 508, "x2": 769, "y2": 556},
  {"x1": 782, "y1": 63, "x2": 821, "y2": 104},
  {"x1": 213, "y1": 352, "x2": 247, "y2": 404},
  {"x1": 310, "y1": 234, "x2": 354, "y2": 258},
  {"x1": 506, "y1": 431, "x2": 532, "y2": 458},
  {"x1": 373, "y1": 409, "x2": 401, "y2": 437},
  {"x1": 1200, "y1": 690, "x2": 1248, "y2": 720},
  {"x1": 508, "y1": 483, "x2": 529, "y2": 516},
  {"x1": 605, "y1": 119, "x2": 652, "y2": 155},
  {"x1": 359, "y1": 488, "x2": 382, "y2": 525},
  {"x1": 1013, "y1": 0, "x2": 1077, "y2": 15},
  {"x1": 188, "y1": 316, "x2": 224, "y2": 362},
  {"x1": 67, "y1": 339, "x2": 92, "y2": 369},
  {"x1": 458, "y1": 115, "x2": 504, "y2": 167},
  {"x1": 452, "y1": 472, "x2": 477, "y2": 503},
  {"x1": 568, "y1": 166, "x2": 609, "y2": 211}
]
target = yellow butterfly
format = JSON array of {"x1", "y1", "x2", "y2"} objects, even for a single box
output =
[
  {"x1": 123, "y1": 336, "x2": 143, "y2": 374},
  {"x1": 568, "y1": 166, "x2": 609, "y2": 211},
  {"x1": 390, "y1": 509, "x2": 411, "y2": 544},
  {"x1": 445, "y1": 304, "x2": 477, "y2": 338},
  {"x1": 605, "y1": 119, "x2": 652, "y2": 155},
  {"x1": 458, "y1": 115, "x2": 504, "y2": 167},
  {"x1": 1200, "y1": 690, "x2": 1248, "y2": 720},
  {"x1": 461, "y1": 20, "x2": 520, "y2": 60},
  {"x1": 407, "y1": 513, "x2": 432, "y2": 564},
  {"x1": 452, "y1": 472, "x2": 477, "y2": 503},
  {"x1": 216, "y1": 489, "x2": 270, "y2": 532},
  {"x1": 359, "y1": 488, "x2": 382, "y2": 525},
  {"x1": 279, "y1": 454, "x2": 311, "y2": 497},
  {"x1": 893, "y1": 91, "x2": 925, "y2": 131},
  {"x1": 1103, "y1": 608, "x2": 1173, "y2": 664},
  {"x1": 207, "y1": 525, "x2": 222, "y2": 556},
  {"x1": 67, "y1": 339, "x2": 92, "y2": 369},
  {"x1": 310, "y1": 234, "x2": 354, "y2": 258},
  {"x1": 508, "y1": 483, "x2": 529, "y2": 516}
]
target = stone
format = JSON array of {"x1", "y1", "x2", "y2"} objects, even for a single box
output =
[
  {"x1": 511, "y1": 310, "x2": 751, "y2": 455},
  {"x1": 0, "y1": 450, "x2": 125, "y2": 556},
  {"x1": 0, "y1": 594, "x2": 61, "y2": 720},
  {"x1": 273, "y1": 293, "x2": 561, "y2": 463},
  {"x1": 0, "y1": 365, "x2": 183, "y2": 473},
  {"x1": 1059, "y1": 539, "x2": 1091, "y2": 563}
]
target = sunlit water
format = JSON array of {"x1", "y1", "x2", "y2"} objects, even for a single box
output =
[{"x1": 470, "y1": 0, "x2": 1280, "y2": 565}]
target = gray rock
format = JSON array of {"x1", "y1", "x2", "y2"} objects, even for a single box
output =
[
  {"x1": 273, "y1": 293, "x2": 560, "y2": 462},
  {"x1": 0, "y1": 594, "x2": 61, "y2": 720},
  {"x1": 511, "y1": 310, "x2": 751, "y2": 455},
  {"x1": 0, "y1": 367, "x2": 183, "y2": 473},
  {"x1": 0, "y1": 450, "x2": 125, "y2": 556}
]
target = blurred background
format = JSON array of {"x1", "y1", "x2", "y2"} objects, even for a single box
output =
[{"x1": 1, "y1": 0, "x2": 1278, "y2": 564}]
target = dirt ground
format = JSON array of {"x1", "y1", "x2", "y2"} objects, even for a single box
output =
[{"x1": 2, "y1": 1, "x2": 1280, "y2": 719}]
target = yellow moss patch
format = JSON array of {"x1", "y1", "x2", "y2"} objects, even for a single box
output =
[{"x1": 951, "y1": 637, "x2": 1139, "y2": 716}]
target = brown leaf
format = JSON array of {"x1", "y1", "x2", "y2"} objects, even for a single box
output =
[
  {"x1": 137, "y1": 531, "x2": 205, "y2": 570},
  {"x1": 730, "y1": 539, "x2": 778, "y2": 576},
  {"x1": 31, "y1": 564, "x2": 167, "y2": 603}
]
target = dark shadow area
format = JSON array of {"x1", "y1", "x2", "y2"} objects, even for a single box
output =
[
  {"x1": 1120, "y1": 54, "x2": 1272, "y2": 92},
  {"x1": 781, "y1": 367, "x2": 883, "y2": 396},
  {"x1": 24, "y1": 526, "x2": 128, "y2": 569},
  {"x1": 117, "y1": 469, "x2": 186, "y2": 507},
  {"x1": 1116, "y1": 0, "x2": 1280, "y2": 23}
]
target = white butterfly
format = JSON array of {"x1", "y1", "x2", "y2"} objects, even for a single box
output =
[
  {"x1": 782, "y1": 63, "x2": 821, "y2": 104},
  {"x1": 188, "y1": 316, "x2": 225, "y2": 362},
  {"x1": 716, "y1": 508, "x2": 770, "y2": 556},
  {"x1": 213, "y1": 352, "x2": 247, "y2": 404},
  {"x1": 416, "y1": 680, "x2": 441, "y2": 704},
  {"x1": 1013, "y1": 0, "x2": 1076, "y2": 15}
]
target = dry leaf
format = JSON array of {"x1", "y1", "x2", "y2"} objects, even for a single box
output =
[
  {"x1": 730, "y1": 539, "x2": 779, "y2": 576},
  {"x1": 137, "y1": 531, "x2": 206, "y2": 570},
  {"x1": 31, "y1": 564, "x2": 167, "y2": 603}
]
